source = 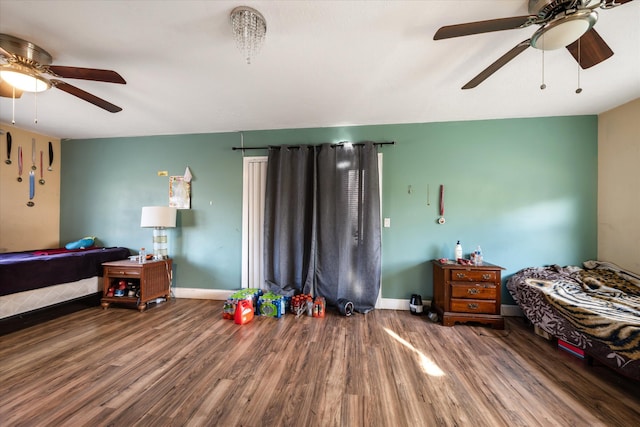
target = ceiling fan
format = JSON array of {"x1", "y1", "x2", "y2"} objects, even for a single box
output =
[
  {"x1": 0, "y1": 33, "x2": 126, "y2": 112},
  {"x1": 433, "y1": 0, "x2": 635, "y2": 89}
]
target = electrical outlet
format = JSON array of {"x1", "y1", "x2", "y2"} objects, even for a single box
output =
[{"x1": 384, "y1": 218, "x2": 391, "y2": 228}]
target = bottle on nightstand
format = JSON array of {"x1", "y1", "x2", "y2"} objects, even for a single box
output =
[
  {"x1": 474, "y1": 246, "x2": 483, "y2": 265},
  {"x1": 455, "y1": 241, "x2": 463, "y2": 261}
]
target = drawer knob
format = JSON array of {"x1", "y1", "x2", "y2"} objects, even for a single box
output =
[
  {"x1": 456, "y1": 273, "x2": 466, "y2": 279},
  {"x1": 467, "y1": 303, "x2": 479, "y2": 310},
  {"x1": 467, "y1": 288, "x2": 479, "y2": 295},
  {"x1": 482, "y1": 273, "x2": 492, "y2": 280}
]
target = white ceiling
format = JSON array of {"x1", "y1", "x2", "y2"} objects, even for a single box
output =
[{"x1": 0, "y1": 0, "x2": 638, "y2": 140}]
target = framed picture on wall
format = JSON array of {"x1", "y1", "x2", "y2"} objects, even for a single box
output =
[{"x1": 169, "y1": 176, "x2": 190, "y2": 209}]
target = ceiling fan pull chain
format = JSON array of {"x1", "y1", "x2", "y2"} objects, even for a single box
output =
[
  {"x1": 34, "y1": 90, "x2": 39, "y2": 124},
  {"x1": 12, "y1": 87, "x2": 16, "y2": 124},
  {"x1": 540, "y1": 35, "x2": 546, "y2": 90},
  {"x1": 576, "y1": 38, "x2": 583, "y2": 94}
]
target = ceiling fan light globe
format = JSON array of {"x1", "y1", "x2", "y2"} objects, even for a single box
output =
[
  {"x1": 0, "y1": 67, "x2": 50, "y2": 92},
  {"x1": 531, "y1": 11, "x2": 598, "y2": 50}
]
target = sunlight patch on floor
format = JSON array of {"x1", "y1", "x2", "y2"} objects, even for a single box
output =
[{"x1": 384, "y1": 327, "x2": 445, "y2": 377}]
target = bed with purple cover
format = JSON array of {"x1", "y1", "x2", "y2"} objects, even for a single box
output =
[
  {"x1": 0, "y1": 246, "x2": 130, "y2": 321},
  {"x1": 506, "y1": 260, "x2": 640, "y2": 380}
]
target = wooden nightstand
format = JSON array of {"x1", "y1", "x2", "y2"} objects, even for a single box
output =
[
  {"x1": 431, "y1": 259, "x2": 504, "y2": 329},
  {"x1": 101, "y1": 259, "x2": 172, "y2": 312}
]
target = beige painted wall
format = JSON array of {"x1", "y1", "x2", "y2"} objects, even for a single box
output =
[
  {"x1": 598, "y1": 98, "x2": 640, "y2": 274},
  {"x1": 0, "y1": 123, "x2": 61, "y2": 252}
]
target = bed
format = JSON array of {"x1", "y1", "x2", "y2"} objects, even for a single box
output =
[
  {"x1": 0, "y1": 246, "x2": 130, "y2": 323},
  {"x1": 506, "y1": 260, "x2": 640, "y2": 380}
]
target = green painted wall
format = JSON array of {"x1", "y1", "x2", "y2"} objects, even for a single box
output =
[{"x1": 61, "y1": 116, "x2": 597, "y2": 304}]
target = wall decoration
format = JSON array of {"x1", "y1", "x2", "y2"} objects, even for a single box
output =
[
  {"x1": 39, "y1": 151, "x2": 45, "y2": 184},
  {"x1": 438, "y1": 184, "x2": 446, "y2": 224},
  {"x1": 5, "y1": 131, "x2": 12, "y2": 164},
  {"x1": 169, "y1": 176, "x2": 190, "y2": 209},
  {"x1": 48, "y1": 141, "x2": 54, "y2": 171},
  {"x1": 17, "y1": 146, "x2": 23, "y2": 182}
]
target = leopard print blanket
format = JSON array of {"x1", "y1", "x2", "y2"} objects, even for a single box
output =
[{"x1": 507, "y1": 261, "x2": 640, "y2": 379}]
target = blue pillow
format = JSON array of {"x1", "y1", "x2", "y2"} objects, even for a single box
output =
[{"x1": 65, "y1": 236, "x2": 96, "y2": 250}]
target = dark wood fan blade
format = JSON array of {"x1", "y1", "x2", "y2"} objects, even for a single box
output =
[
  {"x1": 434, "y1": 15, "x2": 536, "y2": 40},
  {"x1": 0, "y1": 80, "x2": 23, "y2": 98},
  {"x1": 566, "y1": 29, "x2": 613, "y2": 69},
  {"x1": 46, "y1": 66, "x2": 126, "y2": 84},
  {"x1": 462, "y1": 40, "x2": 531, "y2": 89},
  {"x1": 51, "y1": 80, "x2": 122, "y2": 113},
  {"x1": 602, "y1": 0, "x2": 634, "y2": 6}
]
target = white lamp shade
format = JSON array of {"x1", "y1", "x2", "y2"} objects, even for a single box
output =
[{"x1": 140, "y1": 206, "x2": 177, "y2": 228}]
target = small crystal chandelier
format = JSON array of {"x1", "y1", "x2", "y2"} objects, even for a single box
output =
[{"x1": 230, "y1": 6, "x2": 267, "y2": 64}]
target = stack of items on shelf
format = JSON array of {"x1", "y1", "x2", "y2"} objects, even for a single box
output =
[{"x1": 106, "y1": 279, "x2": 139, "y2": 298}]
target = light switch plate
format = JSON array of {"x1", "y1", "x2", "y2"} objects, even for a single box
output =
[{"x1": 384, "y1": 218, "x2": 391, "y2": 228}]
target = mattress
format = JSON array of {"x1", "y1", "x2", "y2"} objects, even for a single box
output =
[{"x1": 0, "y1": 246, "x2": 130, "y2": 296}]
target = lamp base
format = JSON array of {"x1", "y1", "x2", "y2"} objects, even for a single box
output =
[{"x1": 152, "y1": 227, "x2": 169, "y2": 259}]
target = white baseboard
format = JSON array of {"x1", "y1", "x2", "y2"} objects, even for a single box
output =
[
  {"x1": 173, "y1": 289, "x2": 431, "y2": 311},
  {"x1": 172, "y1": 289, "x2": 525, "y2": 317},
  {"x1": 171, "y1": 290, "x2": 431, "y2": 313},
  {"x1": 377, "y1": 298, "x2": 431, "y2": 311},
  {"x1": 173, "y1": 287, "x2": 234, "y2": 300}
]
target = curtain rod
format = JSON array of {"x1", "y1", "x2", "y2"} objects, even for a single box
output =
[{"x1": 232, "y1": 141, "x2": 395, "y2": 151}]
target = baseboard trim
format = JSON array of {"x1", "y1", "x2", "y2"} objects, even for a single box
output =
[
  {"x1": 173, "y1": 289, "x2": 428, "y2": 311},
  {"x1": 173, "y1": 289, "x2": 523, "y2": 317},
  {"x1": 377, "y1": 298, "x2": 431, "y2": 311},
  {"x1": 173, "y1": 288, "x2": 234, "y2": 300}
]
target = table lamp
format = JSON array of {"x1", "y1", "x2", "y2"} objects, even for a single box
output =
[{"x1": 140, "y1": 206, "x2": 177, "y2": 259}]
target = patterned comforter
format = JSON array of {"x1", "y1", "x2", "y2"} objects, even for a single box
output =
[{"x1": 506, "y1": 261, "x2": 640, "y2": 380}]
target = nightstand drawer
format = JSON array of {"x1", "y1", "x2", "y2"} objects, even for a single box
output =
[
  {"x1": 451, "y1": 270, "x2": 497, "y2": 282},
  {"x1": 451, "y1": 298, "x2": 497, "y2": 314},
  {"x1": 451, "y1": 282, "x2": 498, "y2": 300},
  {"x1": 104, "y1": 267, "x2": 141, "y2": 277}
]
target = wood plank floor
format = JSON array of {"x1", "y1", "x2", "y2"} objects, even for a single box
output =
[{"x1": 1, "y1": 299, "x2": 638, "y2": 427}]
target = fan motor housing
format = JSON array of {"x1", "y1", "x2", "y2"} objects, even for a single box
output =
[
  {"x1": 528, "y1": 0, "x2": 595, "y2": 19},
  {"x1": 0, "y1": 33, "x2": 53, "y2": 67}
]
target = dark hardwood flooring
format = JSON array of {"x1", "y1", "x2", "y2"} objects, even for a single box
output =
[{"x1": 0, "y1": 299, "x2": 638, "y2": 426}]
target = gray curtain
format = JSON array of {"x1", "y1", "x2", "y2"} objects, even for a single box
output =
[
  {"x1": 263, "y1": 146, "x2": 316, "y2": 296},
  {"x1": 315, "y1": 143, "x2": 381, "y2": 313},
  {"x1": 263, "y1": 142, "x2": 381, "y2": 313}
]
